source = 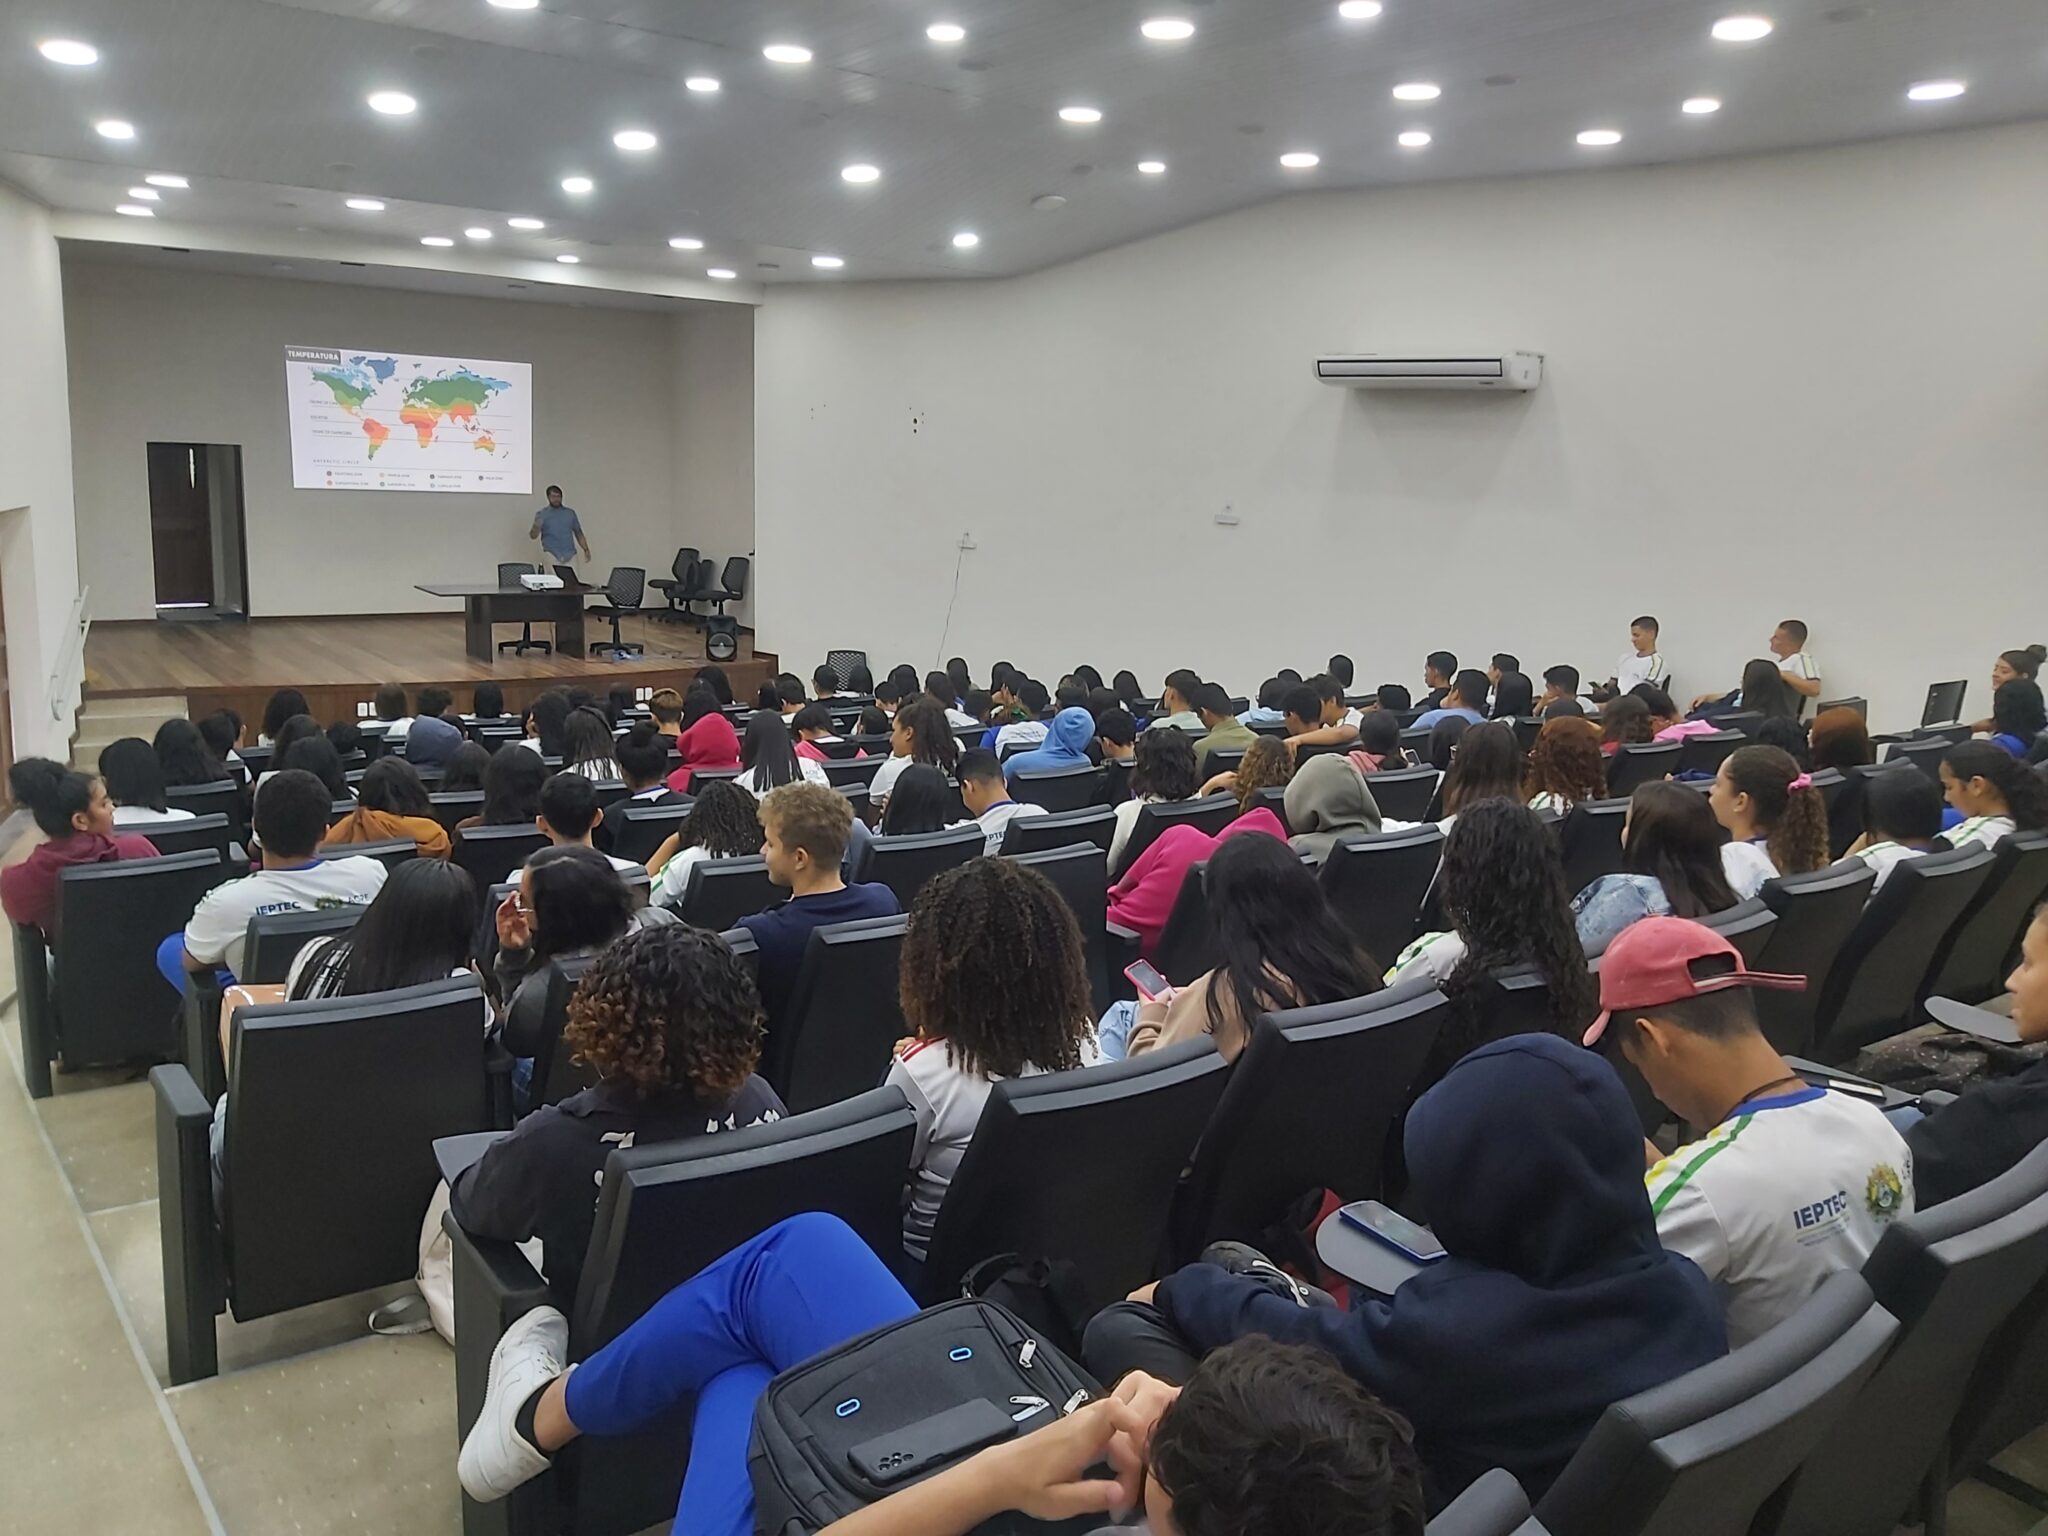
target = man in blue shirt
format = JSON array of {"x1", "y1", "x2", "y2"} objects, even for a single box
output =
[
  {"x1": 528, "y1": 485, "x2": 592, "y2": 566},
  {"x1": 1412, "y1": 669, "x2": 1491, "y2": 730}
]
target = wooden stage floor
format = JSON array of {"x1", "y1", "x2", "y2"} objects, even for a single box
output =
[{"x1": 85, "y1": 613, "x2": 775, "y2": 725}]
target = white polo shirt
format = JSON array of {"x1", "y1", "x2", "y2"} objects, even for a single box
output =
[
  {"x1": 1618, "y1": 651, "x2": 1667, "y2": 695},
  {"x1": 183, "y1": 857, "x2": 388, "y2": 978}
]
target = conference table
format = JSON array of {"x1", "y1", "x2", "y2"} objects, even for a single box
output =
[{"x1": 417, "y1": 580, "x2": 592, "y2": 661}]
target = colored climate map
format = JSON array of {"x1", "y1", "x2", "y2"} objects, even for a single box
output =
[{"x1": 284, "y1": 346, "x2": 532, "y2": 492}]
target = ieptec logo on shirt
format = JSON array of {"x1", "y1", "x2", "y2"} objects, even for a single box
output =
[{"x1": 1791, "y1": 1190, "x2": 1850, "y2": 1233}]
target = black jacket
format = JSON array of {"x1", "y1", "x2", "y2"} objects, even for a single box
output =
[{"x1": 1908, "y1": 1056, "x2": 2048, "y2": 1207}]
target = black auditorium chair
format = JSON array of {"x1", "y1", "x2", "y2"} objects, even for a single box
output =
[
  {"x1": 1607, "y1": 742, "x2": 1682, "y2": 796},
  {"x1": 707, "y1": 555, "x2": 750, "y2": 617},
  {"x1": 822, "y1": 757, "x2": 883, "y2": 791},
  {"x1": 1827, "y1": 763, "x2": 1907, "y2": 860},
  {"x1": 676, "y1": 855, "x2": 782, "y2": 930},
  {"x1": 1510, "y1": 716, "x2": 1543, "y2": 755},
  {"x1": 446, "y1": 1088, "x2": 916, "y2": 1536},
  {"x1": 451, "y1": 824, "x2": 550, "y2": 889},
  {"x1": 1012, "y1": 763, "x2": 1109, "y2": 812},
  {"x1": 1816, "y1": 696, "x2": 1869, "y2": 719},
  {"x1": 849, "y1": 824, "x2": 985, "y2": 910},
  {"x1": 518, "y1": 953, "x2": 601, "y2": 1112},
  {"x1": 122, "y1": 812, "x2": 236, "y2": 860},
  {"x1": 1148, "y1": 864, "x2": 1222, "y2": 986},
  {"x1": 1168, "y1": 982, "x2": 1448, "y2": 1266},
  {"x1": 1006, "y1": 843, "x2": 1114, "y2": 1015},
  {"x1": 1922, "y1": 830, "x2": 2048, "y2": 1006},
  {"x1": 1319, "y1": 826, "x2": 1446, "y2": 973},
  {"x1": 646, "y1": 546, "x2": 699, "y2": 619},
  {"x1": 1476, "y1": 964, "x2": 1597, "y2": 1045},
  {"x1": 1755, "y1": 1141, "x2": 2048, "y2": 1536},
  {"x1": 1950, "y1": 1229, "x2": 2048, "y2": 1506},
  {"x1": 608, "y1": 800, "x2": 694, "y2": 867},
  {"x1": 1000, "y1": 804, "x2": 1116, "y2": 857},
  {"x1": 322, "y1": 837, "x2": 418, "y2": 873},
  {"x1": 1556, "y1": 797, "x2": 1632, "y2": 899},
  {"x1": 1113, "y1": 792, "x2": 1239, "y2": 877},
  {"x1": 588, "y1": 566, "x2": 647, "y2": 656},
  {"x1": 765, "y1": 915, "x2": 909, "y2": 1113},
  {"x1": 429, "y1": 790, "x2": 485, "y2": 831},
  {"x1": 182, "y1": 904, "x2": 371, "y2": 1103},
  {"x1": 1691, "y1": 896, "x2": 1778, "y2": 965},
  {"x1": 165, "y1": 778, "x2": 245, "y2": 839},
  {"x1": 152, "y1": 976, "x2": 489, "y2": 1383},
  {"x1": 1750, "y1": 861, "x2": 1878, "y2": 1056},
  {"x1": 1884, "y1": 736, "x2": 1950, "y2": 784},
  {"x1": 1199, "y1": 746, "x2": 1246, "y2": 783},
  {"x1": 1428, "y1": 1470, "x2": 1543, "y2": 1535},
  {"x1": 494, "y1": 561, "x2": 552, "y2": 656},
  {"x1": 1535, "y1": 1270, "x2": 1897, "y2": 1536},
  {"x1": 1676, "y1": 729, "x2": 1746, "y2": 778},
  {"x1": 688, "y1": 765, "x2": 744, "y2": 793},
  {"x1": 921, "y1": 1041, "x2": 1231, "y2": 1316},
  {"x1": 1367, "y1": 765, "x2": 1441, "y2": 824},
  {"x1": 1807, "y1": 844, "x2": 1996, "y2": 1063}
]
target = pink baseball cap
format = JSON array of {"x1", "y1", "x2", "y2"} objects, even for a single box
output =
[{"x1": 1583, "y1": 916, "x2": 1805, "y2": 1046}]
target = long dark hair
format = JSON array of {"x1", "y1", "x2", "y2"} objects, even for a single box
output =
[
  {"x1": 261, "y1": 688, "x2": 310, "y2": 742},
  {"x1": 741, "y1": 711, "x2": 803, "y2": 790},
  {"x1": 1204, "y1": 836, "x2": 1378, "y2": 1035},
  {"x1": 525, "y1": 844, "x2": 634, "y2": 962},
  {"x1": 695, "y1": 665, "x2": 735, "y2": 706},
  {"x1": 893, "y1": 699, "x2": 960, "y2": 772},
  {"x1": 357, "y1": 756, "x2": 432, "y2": 817},
  {"x1": 440, "y1": 741, "x2": 493, "y2": 794},
  {"x1": 154, "y1": 719, "x2": 228, "y2": 787},
  {"x1": 562, "y1": 707, "x2": 620, "y2": 775},
  {"x1": 680, "y1": 780, "x2": 762, "y2": 857},
  {"x1": 1944, "y1": 740, "x2": 2048, "y2": 832},
  {"x1": 99, "y1": 738, "x2": 170, "y2": 813},
  {"x1": 1624, "y1": 782, "x2": 1737, "y2": 918},
  {"x1": 946, "y1": 657, "x2": 974, "y2": 699},
  {"x1": 481, "y1": 743, "x2": 547, "y2": 825},
  {"x1": 304, "y1": 860, "x2": 479, "y2": 997},
  {"x1": 881, "y1": 764, "x2": 955, "y2": 834},
  {"x1": 1490, "y1": 671, "x2": 1534, "y2": 720},
  {"x1": 1443, "y1": 721, "x2": 1523, "y2": 815},
  {"x1": 280, "y1": 734, "x2": 348, "y2": 800},
  {"x1": 1741, "y1": 659, "x2": 1796, "y2": 720},
  {"x1": 270, "y1": 713, "x2": 324, "y2": 767},
  {"x1": 1113, "y1": 671, "x2": 1145, "y2": 707},
  {"x1": 1722, "y1": 744, "x2": 1829, "y2": 872},
  {"x1": 526, "y1": 691, "x2": 573, "y2": 757}
]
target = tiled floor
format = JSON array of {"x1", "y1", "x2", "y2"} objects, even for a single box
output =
[{"x1": 8, "y1": 937, "x2": 2048, "y2": 1535}]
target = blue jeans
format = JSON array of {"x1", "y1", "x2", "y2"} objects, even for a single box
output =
[
  {"x1": 155, "y1": 932, "x2": 234, "y2": 994},
  {"x1": 561, "y1": 1213, "x2": 916, "y2": 1536},
  {"x1": 1096, "y1": 1001, "x2": 1137, "y2": 1061}
]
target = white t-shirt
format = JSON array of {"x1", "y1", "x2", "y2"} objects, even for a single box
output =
[
  {"x1": 944, "y1": 707, "x2": 980, "y2": 730},
  {"x1": 183, "y1": 857, "x2": 388, "y2": 978},
  {"x1": 1775, "y1": 652, "x2": 1820, "y2": 718},
  {"x1": 994, "y1": 720, "x2": 1050, "y2": 756},
  {"x1": 1649, "y1": 1085, "x2": 1912, "y2": 1347},
  {"x1": 654, "y1": 843, "x2": 715, "y2": 905},
  {"x1": 1108, "y1": 795, "x2": 1163, "y2": 873},
  {"x1": 735, "y1": 758, "x2": 831, "y2": 797},
  {"x1": 886, "y1": 1032, "x2": 1101, "y2": 1260},
  {"x1": 113, "y1": 804, "x2": 195, "y2": 825},
  {"x1": 1722, "y1": 840, "x2": 1779, "y2": 900},
  {"x1": 605, "y1": 852, "x2": 645, "y2": 875},
  {"x1": 1946, "y1": 814, "x2": 2016, "y2": 852},
  {"x1": 1386, "y1": 929, "x2": 1468, "y2": 987},
  {"x1": 867, "y1": 755, "x2": 912, "y2": 805},
  {"x1": 379, "y1": 716, "x2": 416, "y2": 741},
  {"x1": 1854, "y1": 841, "x2": 1930, "y2": 891},
  {"x1": 1618, "y1": 651, "x2": 1667, "y2": 695},
  {"x1": 976, "y1": 800, "x2": 1049, "y2": 854}
]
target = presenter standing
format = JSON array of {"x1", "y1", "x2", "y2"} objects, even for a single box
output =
[{"x1": 529, "y1": 485, "x2": 592, "y2": 569}]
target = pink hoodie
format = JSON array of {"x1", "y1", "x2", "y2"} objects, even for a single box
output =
[{"x1": 1108, "y1": 808, "x2": 1286, "y2": 956}]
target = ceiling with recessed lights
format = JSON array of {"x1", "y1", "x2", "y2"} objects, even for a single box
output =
[{"x1": 2, "y1": 0, "x2": 2041, "y2": 296}]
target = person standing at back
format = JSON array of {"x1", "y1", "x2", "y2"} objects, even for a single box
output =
[{"x1": 528, "y1": 484, "x2": 591, "y2": 568}]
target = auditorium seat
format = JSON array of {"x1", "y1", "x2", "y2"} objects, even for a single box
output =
[
  {"x1": 1113, "y1": 792, "x2": 1238, "y2": 877},
  {"x1": 1676, "y1": 729, "x2": 1746, "y2": 777},
  {"x1": 121, "y1": 812, "x2": 236, "y2": 859},
  {"x1": 321, "y1": 837, "x2": 417, "y2": 872},
  {"x1": 181, "y1": 904, "x2": 373, "y2": 1102},
  {"x1": 451, "y1": 824, "x2": 549, "y2": 888},
  {"x1": 765, "y1": 915, "x2": 908, "y2": 1113},
  {"x1": 822, "y1": 756, "x2": 883, "y2": 790},
  {"x1": 1556, "y1": 797, "x2": 1631, "y2": 900},
  {"x1": 1319, "y1": 826, "x2": 1446, "y2": 974},
  {"x1": 608, "y1": 800, "x2": 694, "y2": 866},
  {"x1": 1000, "y1": 804, "x2": 1116, "y2": 857},
  {"x1": 1006, "y1": 843, "x2": 1115, "y2": 1014},
  {"x1": 1752, "y1": 862, "x2": 1878, "y2": 1056},
  {"x1": 1607, "y1": 742, "x2": 1682, "y2": 796},
  {"x1": 1884, "y1": 736, "x2": 1950, "y2": 784},
  {"x1": 165, "y1": 778, "x2": 245, "y2": 839},
  {"x1": 675, "y1": 855, "x2": 781, "y2": 930},
  {"x1": 1367, "y1": 765, "x2": 1441, "y2": 824},
  {"x1": 1429, "y1": 1470, "x2": 1539, "y2": 1536},
  {"x1": 1921, "y1": 830, "x2": 2048, "y2": 1006},
  {"x1": 1013, "y1": 763, "x2": 1109, "y2": 811},
  {"x1": 848, "y1": 823, "x2": 984, "y2": 909},
  {"x1": 429, "y1": 789, "x2": 485, "y2": 830}
]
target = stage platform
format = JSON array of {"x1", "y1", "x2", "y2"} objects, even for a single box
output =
[{"x1": 83, "y1": 612, "x2": 775, "y2": 729}]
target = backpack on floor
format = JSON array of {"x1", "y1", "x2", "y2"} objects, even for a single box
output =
[{"x1": 748, "y1": 1298, "x2": 1105, "y2": 1536}]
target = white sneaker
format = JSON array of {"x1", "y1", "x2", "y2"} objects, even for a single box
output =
[{"x1": 458, "y1": 1305, "x2": 569, "y2": 1503}]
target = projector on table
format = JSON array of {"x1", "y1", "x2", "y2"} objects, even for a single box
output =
[{"x1": 519, "y1": 571, "x2": 564, "y2": 591}]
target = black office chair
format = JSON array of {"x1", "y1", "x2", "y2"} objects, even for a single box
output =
[
  {"x1": 153, "y1": 976, "x2": 490, "y2": 1382},
  {"x1": 1923, "y1": 830, "x2": 2048, "y2": 1006},
  {"x1": 1675, "y1": 730, "x2": 1745, "y2": 778},
  {"x1": 1113, "y1": 792, "x2": 1238, "y2": 877},
  {"x1": 1319, "y1": 826, "x2": 1445, "y2": 975},
  {"x1": 1367, "y1": 765, "x2": 1441, "y2": 824},
  {"x1": 708, "y1": 555, "x2": 750, "y2": 616},
  {"x1": 767, "y1": 916, "x2": 909, "y2": 1113},
  {"x1": 1751, "y1": 861, "x2": 1878, "y2": 1056},
  {"x1": 451, "y1": 824, "x2": 550, "y2": 889},
  {"x1": 848, "y1": 824, "x2": 985, "y2": 910},
  {"x1": 1608, "y1": 742, "x2": 1682, "y2": 796},
  {"x1": 1169, "y1": 982, "x2": 1447, "y2": 1265},
  {"x1": 608, "y1": 800, "x2": 694, "y2": 867},
  {"x1": 1536, "y1": 1270, "x2": 1898, "y2": 1536},
  {"x1": 1007, "y1": 843, "x2": 1115, "y2": 1015},
  {"x1": 645, "y1": 546, "x2": 699, "y2": 618},
  {"x1": 1428, "y1": 1469, "x2": 1540, "y2": 1535},
  {"x1": 494, "y1": 561, "x2": 551, "y2": 656},
  {"x1": 999, "y1": 804, "x2": 1117, "y2": 857},
  {"x1": 1556, "y1": 797, "x2": 1632, "y2": 899},
  {"x1": 1012, "y1": 763, "x2": 1110, "y2": 812},
  {"x1": 446, "y1": 1088, "x2": 917, "y2": 1536},
  {"x1": 588, "y1": 566, "x2": 647, "y2": 656},
  {"x1": 921, "y1": 1040, "x2": 1232, "y2": 1315},
  {"x1": 676, "y1": 855, "x2": 782, "y2": 930}
]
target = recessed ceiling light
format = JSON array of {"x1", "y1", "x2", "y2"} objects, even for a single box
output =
[
  {"x1": 613, "y1": 128, "x2": 657, "y2": 152},
  {"x1": 465, "y1": 226, "x2": 493, "y2": 240},
  {"x1": 1906, "y1": 79, "x2": 1966, "y2": 101},
  {"x1": 951, "y1": 230, "x2": 980, "y2": 248},
  {"x1": 561, "y1": 176, "x2": 594, "y2": 194},
  {"x1": 763, "y1": 43, "x2": 813, "y2": 64},
  {"x1": 1577, "y1": 128, "x2": 1623, "y2": 146},
  {"x1": 95, "y1": 119, "x2": 136, "y2": 140},
  {"x1": 346, "y1": 197, "x2": 386, "y2": 211},
  {"x1": 420, "y1": 235, "x2": 455, "y2": 246},
  {"x1": 1137, "y1": 159, "x2": 1167, "y2": 174},
  {"x1": 1398, "y1": 130, "x2": 1432, "y2": 148},
  {"x1": 556, "y1": 253, "x2": 581, "y2": 264},
  {"x1": 1279, "y1": 150, "x2": 1321, "y2": 169},
  {"x1": 367, "y1": 90, "x2": 417, "y2": 115},
  {"x1": 1337, "y1": 0, "x2": 1382, "y2": 17},
  {"x1": 812, "y1": 254, "x2": 845, "y2": 269},
  {"x1": 841, "y1": 163, "x2": 881, "y2": 184},
  {"x1": 144, "y1": 172, "x2": 188, "y2": 189},
  {"x1": 927, "y1": 22, "x2": 966, "y2": 44},
  {"x1": 669, "y1": 236, "x2": 704, "y2": 250},
  {"x1": 487, "y1": 0, "x2": 540, "y2": 8},
  {"x1": 38, "y1": 38, "x2": 99, "y2": 66},
  {"x1": 1392, "y1": 82, "x2": 1440, "y2": 101},
  {"x1": 507, "y1": 215, "x2": 545, "y2": 229},
  {"x1": 708, "y1": 267, "x2": 737, "y2": 280},
  {"x1": 1682, "y1": 96, "x2": 1722, "y2": 114},
  {"x1": 1711, "y1": 14, "x2": 1773, "y2": 41},
  {"x1": 686, "y1": 75, "x2": 721, "y2": 92},
  {"x1": 126, "y1": 186, "x2": 160, "y2": 201},
  {"x1": 1059, "y1": 106, "x2": 1103, "y2": 124},
  {"x1": 1141, "y1": 17, "x2": 1196, "y2": 41},
  {"x1": 115, "y1": 203, "x2": 153, "y2": 217}
]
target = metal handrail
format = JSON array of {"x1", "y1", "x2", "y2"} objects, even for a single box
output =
[{"x1": 49, "y1": 585, "x2": 90, "y2": 721}]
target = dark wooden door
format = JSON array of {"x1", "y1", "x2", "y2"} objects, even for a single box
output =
[{"x1": 146, "y1": 443, "x2": 215, "y2": 608}]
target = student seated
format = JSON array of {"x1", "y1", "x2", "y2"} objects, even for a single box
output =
[
  {"x1": 867, "y1": 698, "x2": 961, "y2": 813},
  {"x1": 663, "y1": 685, "x2": 742, "y2": 793},
  {"x1": 158, "y1": 718, "x2": 231, "y2": 787},
  {"x1": 1119, "y1": 834, "x2": 1378, "y2": 1062},
  {"x1": 537, "y1": 773, "x2": 642, "y2": 874},
  {"x1": 1088, "y1": 1032, "x2": 1725, "y2": 1506},
  {"x1": 1939, "y1": 740, "x2": 2048, "y2": 850},
  {"x1": 1284, "y1": 753, "x2": 1382, "y2": 857},
  {"x1": 1640, "y1": 688, "x2": 1712, "y2": 743},
  {"x1": 467, "y1": 743, "x2": 548, "y2": 830},
  {"x1": 694, "y1": 665, "x2": 736, "y2": 708},
  {"x1": 560, "y1": 707, "x2": 622, "y2": 780},
  {"x1": 1845, "y1": 771, "x2": 1946, "y2": 889},
  {"x1": 877, "y1": 765, "x2": 966, "y2": 835},
  {"x1": 1970, "y1": 646, "x2": 2047, "y2": 734},
  {"x1": 1592, "y1": 916, "x2": 1913, "y2": 1345},
  {"x1": 1692, "y1": 658, "x2": 1799, "y2": 724},
  {"x1": 98, "y1": 737, "x2": 195, "y2": 825},
  {"x1": 1109, "y1": 728, "x2": 1200, "y2": 873},
  {"x1": 280, "y1": 733, "x2": 351, "y2": 803},
  {"x1": 1188, "y1": 683, "x2": 1256, "y2": 774},
  {"x1": 614, "y1": 723, "x2": 681, "y2": 804},
  {"x1": 738, "y1": 783, "x2": 900, "y2": 1031},
  {"x1": 1327, "y1": 652, "x2": 1356, "y2": 692},
  {"x1": 1095, "y1": 706, "x2": 1137, "y2": 763},
  {"x1": 1373, "y1": 682, "x2": 1413, "y2": 713},
  {"x1": 1346, "y1": 712, "x2": 1415, "y2": 775},
  {"x1": 452, "y1": 924, "x2": 784, "y2": 1306},
  {"x1": 1417, "y1": 651, "x2": 1457, "y2": 713},
  {"x1": 1540, "y1": 664, "x2": 1587, "y2": 719},
  {"x1": 1489, "y1": 670, "x2": 1534, "y2": 720},
  {"x1": 1808, "y1": 706, "x2": 1874, "y2": 772},
  {"x1": 1109, "y1": 802, "x2": 1285, "y2": 958},
  {"x1": 1593, "y1": 615, "x2": 1666, "y2": 704},
  {"x1": 1146, "y1": 669, "x2": 1207, "y2": 736},
  {"x1": 403, "y1": 715, "x2": 463, "y2": 771},
  {"x1": 372, "y1": 682, "x2": 413, "y2": 742},
  {"x1": 468, "y1": 681, "x2": 509, "y2": 725},
  {"x1": 811, "y1": 663, "x2": 842, "y2": 703},
  {"x1": 788, "y1": 703, "x2": 852, "y2": 763},
  {"x1": 1284, "y1": 674, "x2": 1365, "y2": 752},
  {"x1": 649, "y1": 781, "x2": 763, "y2": 905},
  {"x1": 1277, "y1": 684, "x2": 1323, "y2": 744},
  {"x1": 644, "y1": 687, "x2": 684, "y2": 742},
  {"x1": 521, "y1": 689, "x2": 573, "y2": 759},
  {"x1": 256, "y1": 689, "x2": 310, "y2": 748},
  {"x1": 1572, "y1": 782, "x2": 1740, "y2": 953},
  {"x1": 439, "y1": 741, "x2": 494, "y2": 795},
  {"x1": 326, "y1": 757, "x2": 452, "y2": 859},
  {"x1": 1002, "y1": 705, "x2": 1094, "y2": 784},
  {"x1": 1487, "y1": 652, "x2": 1520, "y2": 699},
  {"x1": 1708, "y1": 745, "x2": 1829, "y2": 896},
  {"x1": 888, "y1": 860, "x2": 1099, "y2": 1261},
  {"x1": 1599, "y1": 694, "x2": 1654, "y2": 757},
  {"x1": 921, "y1": 670, "x2": 979, "y2": 730},
  {"x1": 1411, "y1": 670, "x2": 1489, "y2": 731},
  {"x1": 957, "y1": 748, "x2": 1048, "y2": 853},
  {"x1": 1202, "y1": 733, "x2": 1294, "y2": 806},
  {"x1": 1990, "y1": 679, "x2": 2047, "y2": 759},
  {"x1": 1523, "y1": 716, "x2": 1606, "y2": 814},
  {"x1": 1435, "y1": 721, "x2": 1524, "y2": 833},
  {"x1": 1, "y1": 760, "x2": 162, "y2": 938},
  {"x1": 158, "y1": 769, "x2": 385, "y2": 987},
  {"x1": 735, "y1": 712, "x2": 830, "y2": 796},
  {"x1": 1237, "y1": 677, "x2": 1288, "y2": 728}
]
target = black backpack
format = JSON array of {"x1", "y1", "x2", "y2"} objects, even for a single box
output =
[{"x1": 748, "y1": 1298, "x2": 1105, "y2": 1536}]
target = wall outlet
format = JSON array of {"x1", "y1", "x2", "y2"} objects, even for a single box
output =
[{"x1": 958, "y1": 533, "x2": 978, "y2": 550}]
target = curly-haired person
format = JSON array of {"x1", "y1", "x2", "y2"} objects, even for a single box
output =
[
  {"x1": 449, "y1": 924, "x2": 785, "y2": 1307},
  {"x1": 886, "y1": 858, "x2": 1100, "y2": 1263}
]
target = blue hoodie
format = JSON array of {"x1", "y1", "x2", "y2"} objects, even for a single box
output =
[
  {"x1": 1002, "y1": 707, "x2": 1096, "y2": 785},
  {"x1": 1156, "y1": 1034, "x2": 1726, "y2": 1505}
]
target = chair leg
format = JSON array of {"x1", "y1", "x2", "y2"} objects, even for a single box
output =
[{"x1": 153, "y1": 1066, "x2": 222, "y2": 1384}]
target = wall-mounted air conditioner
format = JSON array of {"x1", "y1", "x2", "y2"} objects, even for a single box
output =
[{"x1": 1314, "y1": 352, "x2": 1543, "y2": 391}]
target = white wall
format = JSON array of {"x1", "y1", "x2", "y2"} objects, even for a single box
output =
[
  {"x1": 0, "y1": 181, "x2": 84, "y2": 758},
  {"x1": 671, "y1": 304, "x2": 757, "y2": 629},
  {"x1": 756, "y1": 120, "x2": 2048, "y2": 730},
  {"x1": 63, "y1": 263, "x2": 750, "y2": 621}
]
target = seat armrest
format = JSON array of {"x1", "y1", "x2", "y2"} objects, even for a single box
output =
[
  {"x1": 181, "y1": 978, "x2": 227, "y2": 1104},
  {"x1": 151, "y1": 1065, "x2": 222, "y2": 1383},
  {"x1": 1918, "y1": 1088, "x2": 1960, "y2": 1110},
  {"x1": 447, "y1": 1211, "x2": 554, "y2": 1536},
  {"x1": 12, "y1": 924, "x2": 53, "y2": 1098},
  {"x1": 1104, "y1": 923, "x2": 1141, "y2": 1000}
]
